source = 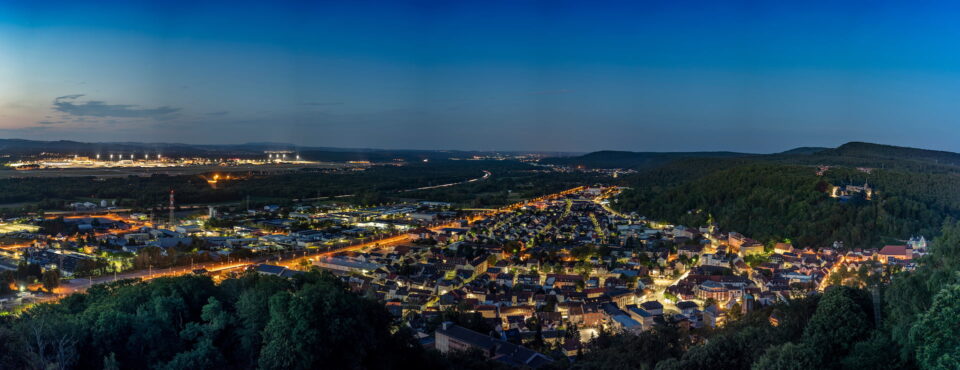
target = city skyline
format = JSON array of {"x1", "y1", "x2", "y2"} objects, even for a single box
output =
[{"x1": 3, "y1": 1, "x2": 960, "y2": 152}]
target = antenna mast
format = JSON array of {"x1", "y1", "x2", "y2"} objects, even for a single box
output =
[{"x1": 169, "y1": 190, "x2": 175, "y2": 226}]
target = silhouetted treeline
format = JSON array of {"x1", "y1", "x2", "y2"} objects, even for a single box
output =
[{"x1": 0, "y1": 270, "x2": 510, "y2": 370}]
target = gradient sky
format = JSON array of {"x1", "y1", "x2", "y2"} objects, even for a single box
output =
[{"x1": 2, "y1": 0, "x2": 960, "y2": 152}]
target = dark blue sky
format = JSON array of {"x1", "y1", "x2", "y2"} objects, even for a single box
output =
[{"x1": 2, "y1": 1, "x2": 959, "y2": 152}]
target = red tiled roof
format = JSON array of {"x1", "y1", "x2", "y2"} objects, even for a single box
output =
[{"x1": 879, "y1": 245, "x2": 908, "y2": 256}]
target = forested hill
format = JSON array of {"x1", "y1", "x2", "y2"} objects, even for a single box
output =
[
  {"x1": 612, "y1": 142, "x2": 960, "y2": 249},
  {"x1": 818, "y1": 142, "x2": 960, "y2": 167},
  {"x1": 541, "y1": 150, "x2": 753, "y2": 169},
  {"x1": 777, "y1": 147, "x2": 829, "y2": 155}
]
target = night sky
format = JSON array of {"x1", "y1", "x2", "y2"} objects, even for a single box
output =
[{"x1": 2, "y1": 1, "x2": 959, "y2": 152}]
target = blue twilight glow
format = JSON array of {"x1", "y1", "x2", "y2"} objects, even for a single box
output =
[{"x1": 1, "y1": 0, "x2": 959, "y2": 152}]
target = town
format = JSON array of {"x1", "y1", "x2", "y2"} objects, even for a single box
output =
[{"x1": 0, "y1": 185, "x2": 924, "y2": 368}]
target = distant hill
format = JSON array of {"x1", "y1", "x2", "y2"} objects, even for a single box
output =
[
  {"x1": 779, "y1": 146, "x2": 829, "y2": 155},
  {"x1": 613, "y1": 141, "x2": 960, "y2": 249},
  {"x1": 544, "y1": 142, "x2": 960, "y2": 170},
  {"x1": 542, "y1": 150, "x2": 754, "y2": 169},
  {"x1": 818, "y1": 142, "x2": 960, "y2": 167}
]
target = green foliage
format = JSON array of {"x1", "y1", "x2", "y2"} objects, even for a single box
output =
[
  {"x1": 885, "y1": 219, "x2": 960, "y2": 364},
  {"x1": 663, "y1": 325, "x2": 777, "y2": 370},
  {"x1": 542, "y1": 150, "x2": 750, "y2": 170},
  {"x1": 0, "y1": 272, "x2": 442, "y2": 369},
  {"x1": 572, "y1": 325, "x2": 686, "y2": 370},
  {"x1": 909, "y1": 284, "x2": 960, "y2": 370},
  {"x1": 743, "y1": 254, "x2": 770, "y2": 268},
  {"x1": 800, "y1": 286, "x2": 873, "y2": 365},
  {"x1": 840, "y1": 332, "x2": 904, "y2": 370},
  {"x1": 41, "y1": 269, "x2": 61, "y2": 292},
  {"x1": 616, "y1": 160, "x2": 960, "y2": 248},
  {"x1": 752, "y1": 342, "x2": 818, "y2": 370}
]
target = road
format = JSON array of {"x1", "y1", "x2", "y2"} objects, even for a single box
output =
[
  {"x1": 397, "y1": 170, "x2": 492, "y2": 192},
  {"x1": 56, "y1": 230, "x2": 420, "y2": 295},
  {"x1": 295, "y1": 169, "x2": 494, "y2": 201}
]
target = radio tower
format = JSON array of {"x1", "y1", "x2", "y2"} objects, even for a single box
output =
[{"x1": 169, "y1": 190, "x2": 176, "y2": 226}]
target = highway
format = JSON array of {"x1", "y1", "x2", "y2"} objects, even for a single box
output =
[
  {"x1": 295, "y1": 169, "x2": 494, "y2": 201},
  {"x1": 397, "y1": 170, "x2": 492, "y2": 192}
]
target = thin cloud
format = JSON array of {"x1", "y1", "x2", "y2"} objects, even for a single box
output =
[
  {"x1": 52, "y1": 94, "x2": 179, "y2": 118},
  {"x1": 300, "y1": 101, "x2": 344, "y2": 106},
  {"x1": 205, "y1": 111, "x2": 230, "y2": 116},
  {"x1": 36, "y1": 120, "x2": 65, "y2": 125}
]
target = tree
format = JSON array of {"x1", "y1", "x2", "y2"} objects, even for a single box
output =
[
  {"x1": 2, "y1": 270, "x2": 448, "y2": 369},
  {"x1": 909, "y1": 283, "x2": 960, "y2": 370},
  {"x1": 664, "y1": 325, "x2": 776, "y2": 370},
  {"x1": 727, "y1": 302, "x2": 743, "y2": 322},
  {"x1": 102, "y1": 352, "x2": 119, "y2": 370},
  {"x1": 752, "y1": 342, "x2": 818, "y2": 370},
  {"x1": 42, "y1": 269, "x2": 61, "y2": 292},
  {"x1": 17, "y1": 262, "x2": 42, "y2": 284},
  {"x1": 577, "y1": 325, "x2": 685, "y2": 370},
  {"x1": 885, "y1": 219, "x2": 960, "y2": 362},
  {"x1": 161, "y1": 297, "x2": 231, "y2": 370},
  {"x1": 0, "y1": 325, "x2": 37, "y2": 368},
  {"x1": 801, "y1": 287, "x2": 872, "y2": 365},
  {"x1": 840, "y1": 332, "x2": 903, "y2": 370}
]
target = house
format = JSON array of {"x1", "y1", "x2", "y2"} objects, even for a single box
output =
[
  {"x1": 739, "y1": 242, "x2": 765, "y2": 257},
  {"x1": 314, "y1": 256, "x2": 382, "y2": 273},
  {"x1": 410, "y1": 213, "x2": 439, "y2": 222},
  {"x1": 601, "y1": 303, "x2": 644, "y2": 334},
  {"x1": 408, "y1": 227, "x2": 437, "y2": 241},
  {"x1": 774, "y1": 243, "x2": 794, "y2": 254},
  {"x1": 639, "y1": 301, "x2": 664, "y2": 315},
  {"x1": 175, "y1": 224, "x2": 202, "y2": 234},
  {"x1": 434, "y1": 323, "x2": 554, "y2": 368},
  {"x1": 676, "y1": 301, "x2": 699, "y2": 316},
  {"x1": 253, "y1": 264, "x2": 303, "y2": 278},
  {"x1": 878, "y1": 245, "x2": 912, "y2": 261}
]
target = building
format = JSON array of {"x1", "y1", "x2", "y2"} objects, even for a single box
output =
[
  {"x1": 314, "y1": 256, "x2": 382, "y2": 273},
  {"x1": 739, "y1": 242, "x2": 764, "y2": 257},
  {"x1": 697, "y1": 280, "x2": 733, "y2": 301},
  {"x1": 253, "y1": 264, "x2": 303, "y2": 278},
  {"x1": 831, "y1": 183, "x2": 873, "y2": 200},
  {"x1": 878, "y1": 245, "x2": 912, "y2": 261},
  {"x1": 434, "y1": 323, "x2": 554, "y2": 368},
  {"x1": 408, "y1": 227, "x2": 437, "y2": 240}
]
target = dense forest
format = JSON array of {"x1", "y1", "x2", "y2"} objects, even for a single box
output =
[
  {"x1": 0, "y1": 270, "x2": 508, "y2": 370},
  {"x1": 542, "y1": 150, "x2": 753, "y2": 170},
  {"x1": 548, "y1": 219, "x2": 960, "y2": 370},
  {"x1": 612, "y1": 143, "x2": 960, "y2": 248}
]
